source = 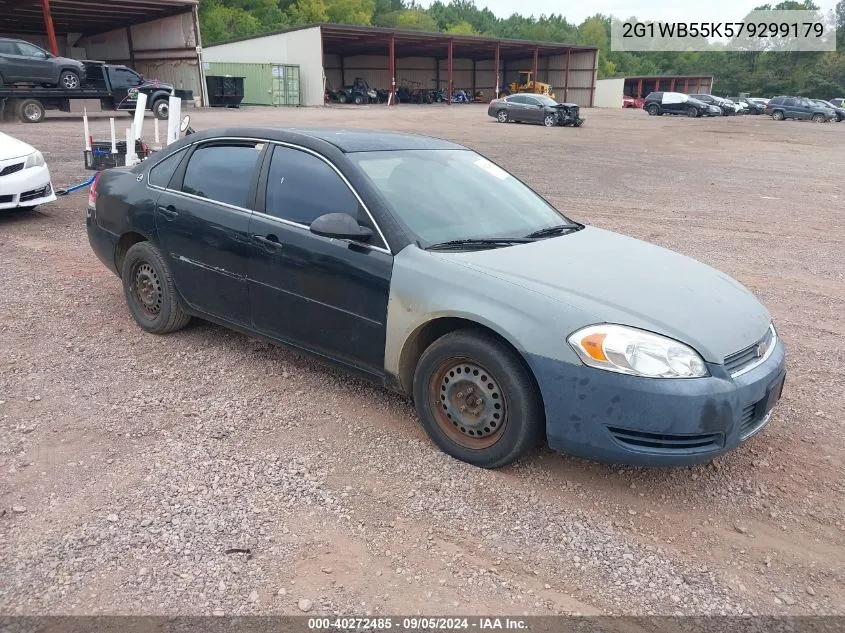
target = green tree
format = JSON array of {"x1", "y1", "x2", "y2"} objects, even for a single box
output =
[
  {"x1": 445, "y1": 20, "x2": 476, "y2": 34},
  {"x1": 287, "y1": 0, "x2": 329, "y2": 24}
]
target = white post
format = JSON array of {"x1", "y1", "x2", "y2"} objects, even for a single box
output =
[
  {"x1": 132, "y1": 92, "x2": 147, "y2": 140},
  {"x1": 125, "y1": 125, "x2": 136, "y2": 167},
  {"x1": 83, "y1": 107, "x2": 91, "y2": 151},
  {"x1": 110, "y1": 118, "x2": 117, "y2": 154},
  {"x1": 166, "y1": 95, "x2": 181, "y2": 145},
  {"x1": 154, "y1": 117, "x2": 161, "y2": 148}
]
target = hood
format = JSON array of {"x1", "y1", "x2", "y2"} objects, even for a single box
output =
[
  {"x1": 0, "y1": 132, "x2": 36, "y2": 160},
  {"x1": 140, "y1": 79, "x2": 174, "y2": 91},
  {"x1": 438, "y1": 226, "x2": 771, "y2": 363}
]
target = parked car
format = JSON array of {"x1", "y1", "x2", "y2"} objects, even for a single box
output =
[
  {"x1": 0, "y1": 132, "x2": 57, "y2": 212},
  {"x1": 765, "y1": 96, "x2": 835, "y2": 122},
  {"x1": 622, "y1": 96, "x2": 644, "y2": 108},
  {"x1": 732, "y1": 98, "x2": 765, "y2": 114},
  {"x1": 642, "y1": 91, "x2": 719, "y2": 117},
  {"x1": 811, "y1": 99, "x2": 844, "y2": 121},
  {"x1": 0, "y1": 37, "x2": 86, "y2": 89},
  {"x1": 86, "y1": 127, "x2": 786, "y2": 469},
  {"x1": 688, "y1": 93, "x2": 739, "y2": 115},
  {"x1": 829, "y1": 98, "x2": 844, "y2": 108},
  {"x1": 488, "y1": 93, "x2": 583, "y2": 127}
]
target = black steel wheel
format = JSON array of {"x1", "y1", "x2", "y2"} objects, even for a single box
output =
[
  {"x1": 121, "y1": 241, "x2": 191, "y2": 334},
  {"x1": 413, "y1": 329, "x2": 544, "y2": 468}
]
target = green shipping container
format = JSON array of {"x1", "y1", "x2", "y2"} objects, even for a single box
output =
[{"x1": 204, "y1": 62, "x2": 300, "y2": 107}]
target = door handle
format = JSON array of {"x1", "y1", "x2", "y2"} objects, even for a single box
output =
[
  {"x1": 252, "y1": 234, "x2": 284, "y2": 249},
  {"x1": 157, "y1": 205, "x2": 178, "y2": 220}
]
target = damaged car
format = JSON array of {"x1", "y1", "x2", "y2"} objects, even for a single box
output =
[{"x1": 488, "y1": 93, "x2": 583, "y2": 127}]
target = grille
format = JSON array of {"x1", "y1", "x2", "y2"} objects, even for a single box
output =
[
  {"x1": 0, "y1": 194, "x2": 13, "y2": 203},
  {"x1": 0, "y1": 162, "x2": 24, "y2": 177},
  {"x1": 20, "y1": 184, "x2": 51, "y2": 202},
  {"x1": 607, "y1": 427, "x2": 723, "y2": 452},
  {"x1": 740, "y1": 409, "x2": 772, "y2": 441},
  {"x1": 724, "y1": 326, "x2": 775, "y2": 375}
]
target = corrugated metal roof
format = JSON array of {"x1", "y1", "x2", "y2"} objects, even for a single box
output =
[
  {"x1": 207, "y1": 23, "x2": 597, "y2": 61},
  {"x1": 0, "y1": 0, "x2": 197, "y2": 36}
]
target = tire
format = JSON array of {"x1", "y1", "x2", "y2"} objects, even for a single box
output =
[
  {"x1": 353, "y1": 94, "x2": 363, "y2": 105},
  {"x1": 647, "y1": 104, "x2": 659, "y2": 116},
  {"x1": 772, "y1": 110, "x2": 785, "y2": 121},
  {"x1": 543, "y1": 113, "x2": 556, "y2": 127},
  {"x1": 59, "y1": 70, "x2": 80, "y2": 90},
  {"x1": 152, "y1": 98, "x2": 169, "y2": 120},
  {"x1": 811, "y1": 113, "x2": 825, "y2": 123},
  {"x1": 121, "y1": 241, "x2": 191, "y2": 335},
  {"x1": 687, "y1": 106, "x2": 698, "y2": 118},
  {"x1": 18, "y1": 99, "x2": 45, "y2": 123},
  {"x1": 412, "y1": 329, "x2": 545, "y2": 469},
  {"x1": 338, "y1": 94, "x2": 347, "y2": 104},
  {"x1": 496, "y1": 109, "x2": 508, "y2": 123}
]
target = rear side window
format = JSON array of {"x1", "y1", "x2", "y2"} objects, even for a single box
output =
[
  {"x1": 148, "y1": 149, "x2": 186, "y2": 188},
  {"x1": 783, "y1": 98, "x2": 797, "y2": 106},
  {"x1": 0, "y1": 42, "x2": 18, "y2": 55},
  {"x1": 181, "y1": 142, "x2": 264, "y2": 208}
]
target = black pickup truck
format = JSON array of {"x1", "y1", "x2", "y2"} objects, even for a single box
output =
[{"x1": 0, "y1": 60, "x2": 174, "y2": 123}]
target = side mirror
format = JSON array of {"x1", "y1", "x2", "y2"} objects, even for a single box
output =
[{"x1": 310, "y1": 213, "x2": 373, "y2": 241}]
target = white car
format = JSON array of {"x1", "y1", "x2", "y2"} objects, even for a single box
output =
[{"x1": 0, "y1": 132, "x2": 57, "y2": 211}]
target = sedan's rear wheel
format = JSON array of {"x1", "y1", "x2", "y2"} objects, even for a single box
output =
[
  {"x1": 413, "y1": 330, "x2": 544, "y2": 469},
  {"x1": 496, "y1": 109, "x2": 508, "y2": 123},
  {"x1": 122, "y1": 241, "x2": 191, "y2": 334}
]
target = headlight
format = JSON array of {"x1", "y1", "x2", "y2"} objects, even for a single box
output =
[
  {"x1": 567, "y1": 324, "x2": 709, "y2": 378},
  {"x1": 24, "y1": 150, "x2": 45, "y2": 169}
]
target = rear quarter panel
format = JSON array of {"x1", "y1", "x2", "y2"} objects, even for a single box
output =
[{"x1": 96, "y1": 167, "x2": 158, "y2": 243}]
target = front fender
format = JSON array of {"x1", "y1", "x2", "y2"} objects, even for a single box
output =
[{"x1": 384, "y1": 245, "x2": 591, "y2": 383}]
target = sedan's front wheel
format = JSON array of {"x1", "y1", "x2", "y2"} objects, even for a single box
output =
[
  {"x1": 543, "y1": 113, "x2": 557, "y2": 127},
  {"x1": 122, "y1": 241, "x2": 191, "y2": 334},
  {"x1": 413, "y1": 330, "x2": 545, "y2": 469}
]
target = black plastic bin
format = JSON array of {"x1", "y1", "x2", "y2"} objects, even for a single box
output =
[
  {"x1": 83, "y1": 140, "x2": 149, "y2": 171},
  {"x1": 205, "y1": 75, "x2": 245, "y2": 107}
]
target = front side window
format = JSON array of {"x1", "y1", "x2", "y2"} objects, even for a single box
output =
[
  {"x1": 17, "y1": 43, "x2": 48, "y2": 58},
  {"x1": 350, "y1": 149, "x2": 575, "y2": 246},
  {"x1": 181, "y1": 142, "x2": 263, "y2": 208},
  {"x1": 114, "y1": 68, "x2": 142, "y2": 87}
]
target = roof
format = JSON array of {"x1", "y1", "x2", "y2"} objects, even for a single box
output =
[
  {"x1": 0, "y1": 0, "x2": 197, "y2": 36},
  {"x1": 207, "y1": 23, "x2": 596, "y2": 61},
  {"x1": 620, "y1": 75, "x2": 714, "y2": 80},
  {"x1": 169, "y1": 127, "x2": 467, "y2": 153}
]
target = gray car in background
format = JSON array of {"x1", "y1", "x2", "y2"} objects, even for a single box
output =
[{"x1": 0, "y1": 37, "x2": 86, "y2": 89}]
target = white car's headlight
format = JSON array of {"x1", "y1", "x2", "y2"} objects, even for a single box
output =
[
  {"x1": 24, "y1": 150, "x2": 45, "y2": 169},
  {"x1": 567, "y1": 324, "x2": 709, "y2": 378}
]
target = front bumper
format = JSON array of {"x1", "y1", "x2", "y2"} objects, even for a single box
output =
[
  {"x1": 0, "y1": 162, "x2": 57, "y2": 210},
  {"x1": 526, "y1": 337, "x2": 787, "y2": 466}
]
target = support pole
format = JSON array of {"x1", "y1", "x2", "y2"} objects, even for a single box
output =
[
  {"x1": 638, "y1": 78, "x2": 643, "y2": 98},
  {"x1": 40, "y1": 0, "x2": 59, "y2": 56},
  {"x1": 532, "y1": 46, "x2": 539, "y2": 92},
  {"x1": 589, "y1": 49, "x2": 597, "y2": 107},
  {"x1": 447, "y1": 39, "x2": 453, "y2": 105},
  {"x1": 655, "y1": 78, "x2": 661, "y2": 92},
  {"x1": 388, "y1": 33, "x2": 395, "y2": 107},
  {"x1": 126, "y1": 27, "x2": 136, "y2": 69},
  {"x1": 563, "y1": 49, "x2": 570, "y2": 102},
  {"x1": 670, "y1": 78, "x2": 676, "y2": 92},
  {"x1": 191, "y1": 6, "x2": 208, "y2": 107},
  {"x1": 494, "y1": 42, "x2": 500, "y2": 98}
]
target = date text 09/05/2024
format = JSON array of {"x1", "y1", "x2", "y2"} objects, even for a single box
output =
[
  {"x1": 307, "y1": 616, "x2": 528, "y2": 630},
  {"x1": 621, "y1": 21, "x2": 826, "y2": 39}
]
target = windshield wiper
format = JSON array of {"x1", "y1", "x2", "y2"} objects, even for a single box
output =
[
  {"x1": 524, "y1": 223, "x2": 582, "y2": 239},
  {"x1": 426, "y1": 238, "x2": 533, "y2": 251}
]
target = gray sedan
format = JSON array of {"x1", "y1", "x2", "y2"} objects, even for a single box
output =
[{"x1": 86, "y1": 127, "x2": 785, "y2": 469}]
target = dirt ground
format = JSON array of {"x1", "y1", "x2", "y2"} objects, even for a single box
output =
[{"x1": 1, "y1": 104, "x2": 843, "y2": 617}]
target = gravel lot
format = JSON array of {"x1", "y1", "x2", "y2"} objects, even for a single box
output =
[{"x1": 1, "y1": 105, "x2": 843, "y2": 617}]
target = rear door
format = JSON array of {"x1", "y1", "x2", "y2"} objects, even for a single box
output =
[
  {"x1": 246, "y1": 143, "x2": 392, "y2": 375},
  {"x1": 506, "y1": 95, "x2": 530, "y2": 121},
  {"x1": 153, "y1": 138, "x2": 266, "y2": 326},
  {"x1": 782, "y1": 98, "x2": 800, "y2": 119}
]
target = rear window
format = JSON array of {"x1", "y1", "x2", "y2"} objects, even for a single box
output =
[{"x1": 148, "y1": 148, "x2": 186, "y2": 188}]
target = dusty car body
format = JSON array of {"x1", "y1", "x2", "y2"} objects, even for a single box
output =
[
  {"x1": 488, "y1": 93, "x2": 583, "y2": 127},
  {"x1": 85, "y1": 127, "x2": 786, "y2": 469}
]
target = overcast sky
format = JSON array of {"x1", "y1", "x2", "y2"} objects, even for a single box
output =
[{"x1": 416, "y1": 0, "x2": 839, "y2": 26}]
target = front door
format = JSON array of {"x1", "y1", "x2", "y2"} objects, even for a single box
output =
[
  {"x1": 522, "y1": 95, "x2": 545, "y2": 122},
  {"x1": 246, "y1": 143, "x2": 392, "y2": 375},
  {"x1": 154, "y1": 139, "x2": 266, "y2": 325},
  {"x1": 13, "y1": 42, "x2": 54, "y2": 83}
]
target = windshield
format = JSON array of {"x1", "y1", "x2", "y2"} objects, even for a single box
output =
[
  {"x1": 350, "y1": 149, "x2": 576, "y2": 246},
  {"x1": 535, "y1": 95, "x2": 559, "y2": 106}
]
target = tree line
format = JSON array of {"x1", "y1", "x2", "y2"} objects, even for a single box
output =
[{"x1": 199, "y1": 0, "x2": 845, "y2": 97}]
